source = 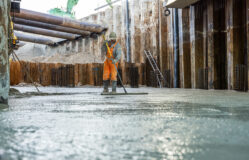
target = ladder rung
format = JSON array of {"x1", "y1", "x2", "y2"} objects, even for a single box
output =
[{"x1": 145, "y1": 50, "x2": 166, "y2": 86}]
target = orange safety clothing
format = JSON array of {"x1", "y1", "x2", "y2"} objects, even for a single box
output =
[{"x1": 103, "y1": 41, "x2": 119, "y2": 81}]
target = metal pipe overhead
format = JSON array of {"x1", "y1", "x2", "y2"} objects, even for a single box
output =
[
  {"x1": 11, "y1": 9, "x2": 107, "y2": 33},
  {"x1": 14, "y1": 24, "x2": 80, "y2": 40},
  {"x1": 13, "y1": 17, "x2": 91, "y2": 36},
  {"x1": 15, "y1": 32, "x2": 56, "y2": 45},
  {"x1": 94, "y1": 0, "x2": 121, "y2": 11}
]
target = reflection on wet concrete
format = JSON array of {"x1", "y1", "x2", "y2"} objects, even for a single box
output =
[{"x1": 0, "y1": 87, "x2": 249, "y2": 160}]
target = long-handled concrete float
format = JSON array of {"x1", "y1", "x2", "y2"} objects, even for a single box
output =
[
  {"x1": 101, "y1": 35, "x2": 148, "y2": 96},
  {"x1": 101, "y1": 92, "x2": 148, "y2": 96}
]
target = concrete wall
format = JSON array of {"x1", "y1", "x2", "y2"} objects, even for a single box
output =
[{"x1": 0, "y1": 0, "x2": 10, "y2": 104}]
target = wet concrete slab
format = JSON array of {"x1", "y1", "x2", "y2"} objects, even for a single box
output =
[{"x1": 1, "y1": 87, "x2": 249, "y2": 160}]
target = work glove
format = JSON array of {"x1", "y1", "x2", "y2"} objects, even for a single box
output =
[{"x1": 112, "y1": 59, "x2": 118, "y2": 64}]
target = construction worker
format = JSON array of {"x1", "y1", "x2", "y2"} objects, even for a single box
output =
[
  {"x1": 102, "y1": 32, "x2": 122, "y2": 93},
  {"x1": 11, "y1": 21, "x2": 17, "y2": 46}
]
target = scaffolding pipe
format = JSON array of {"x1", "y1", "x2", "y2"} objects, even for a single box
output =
[
  {"x1": 13, "y1": 17, "x2": 91, "y2": 36},
  {"x1": 11, "y1": 9, "x2": 107, "y2": 33},
  {"x1": 15, "y1": 32, "x2": 56, "y2": 45},
  {"x1": 173, "y1": 9, "x2": 179, "y2": 88},
  {"x1": 95, "y1": 0, "x2": 121, "y2": 11},
  {"x1": 125, "y1": 0, "x2": 131, "y2": 62},
  {"x1": 14, "y1": 24, "x2": 80, "y2": 40}
]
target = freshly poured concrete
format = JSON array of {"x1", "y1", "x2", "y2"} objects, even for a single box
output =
[{"x1": 1, "y1": 87, "x2": 249, "y2": 160}]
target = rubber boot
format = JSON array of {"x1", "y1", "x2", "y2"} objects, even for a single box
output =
[
  {"x1": 112, "y1": 81, "x2": 117, "y2": 94},
  {"x1": 102, "y1": 80, "x2": 109, "y2": 93}
]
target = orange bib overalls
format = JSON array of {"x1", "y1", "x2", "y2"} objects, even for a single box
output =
[{"x1": 103, "y1": 41, "x2": 119, "y2": 81}]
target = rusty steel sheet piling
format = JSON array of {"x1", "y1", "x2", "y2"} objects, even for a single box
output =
[
  {"x1": 11, "y1": 9, "x2": 107, "y2": 33},
  {"x1": 14, "y1": 24, "x2": 80, "y2": 40},
  {"x1": 13, "y1": 17, "x2": 91, "y2": 36},
  {"x1": 10, "y1": 61, "x2": 148, "y2": 87}
]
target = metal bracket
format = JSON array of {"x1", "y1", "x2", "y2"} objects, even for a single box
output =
[
  {"x1": 163, "y1": 1, "x2": 170, "y2": 16},
  {"x1": 11, "y1": 0, "x2": 21, "y2": 13},
  {"x1": 164, "y1": 8, "x2": 171, "y2": 16}
]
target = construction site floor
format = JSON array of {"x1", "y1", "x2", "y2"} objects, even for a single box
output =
[{"x1": 1, "y1": 87, "x2": 249, "y2": 160}]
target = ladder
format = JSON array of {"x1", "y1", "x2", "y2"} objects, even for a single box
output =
[{"x1": 144, "y1": 50, "x2": 165, "y2": 88}]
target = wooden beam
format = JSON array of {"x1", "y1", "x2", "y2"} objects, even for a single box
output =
[
  {"x1": 203, "y1": 1, "x2": 208, "y2": 86},
  {"x1": 226, "y1": 0, "x2": 246, "y2": 90},
  {"x1": 226, "y1": 0, "x2": 234, "y2": 89},
  {"x1": 166, "y1": 10, "x2": 174, "y2": 88},
  {"x1": 159, "y1": 0, "x2": 168, "y2": 76},
  {"x1": 179, "y1": 8, "x2": 191, "y2": 88},
  {"x1": 247, "y1": 0, "x2": 249, "y2": 89},
  {"x1": 130, "y1": 0, "x2": 141, "y2": 63},
  {"x1": 190, "y1": 6, "x2": 196, "y2": 88},
  {"x1": 179, "y1": 9, "x2": 184, "y2": 88},
  {"x1": 207, "y1": 0, "x2": 227, "y2": 89},
  {"x1": 190, "y1": 4, "x2": 204, "y2": 89}
]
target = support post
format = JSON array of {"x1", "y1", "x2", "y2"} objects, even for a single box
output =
[
  {"x1": 166, "y1": 9, "x2": 174, "y2": 88},
  {"x1": 226, "y1": 0, "x2": 234, "y2": 89},
  {"x1": 173, "y1": 9, "x2": 179, "y2": 88},
  {"x1": 207, "y1": 0, "x2": 215, "y2": 89},
  {"x1": 203, "y1": 1, "x2": 208, "y2": 89},
  {"x1": 190, "y1": 4, "x2": 204, "y2": 89},
  {"x1": 207, "y1": 0, "x2": 227, "y2": 89},
  {"x1": 125, "y1": 0, "x2": 131, "y2": 62},
  {"x1": 247, "y1": 0, "x2": 249, "y2": 89},
  {"x1": 179, "y1": 8, "x2": 191, "y2": 88},
  {"x1": 226, "y1": 0, "x2": 246, "y2": 90},
  {"x1": 0, "y1": 0, "x2": 10, "y2": 105},
  {"x1": 159, "y1": 0, "x2": 168, "y2": 77}
]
